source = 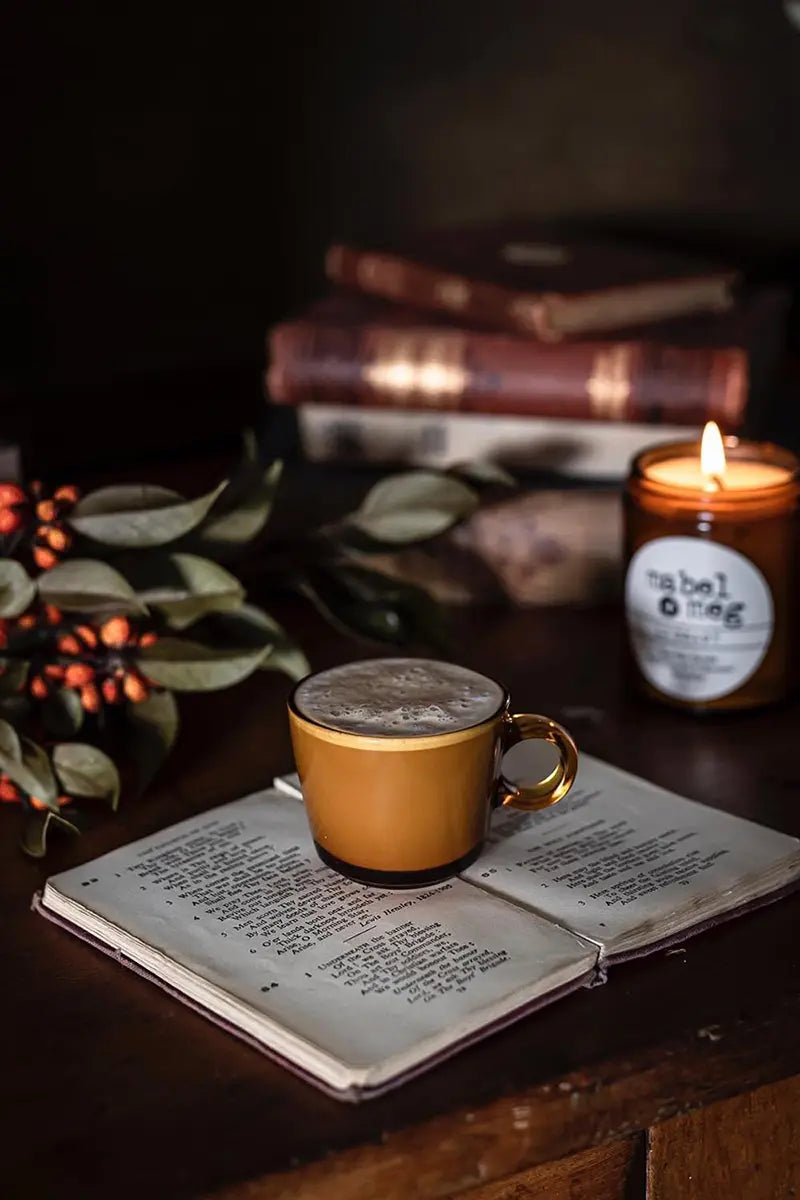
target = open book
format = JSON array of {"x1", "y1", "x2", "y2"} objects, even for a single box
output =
[{"x1": 36, "y1": 755, "x2": 800, "y2": 1101}]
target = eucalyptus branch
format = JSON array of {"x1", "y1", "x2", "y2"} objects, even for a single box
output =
[{"x1": 0, "y1": 438, "x2": 484, "y2": 855}]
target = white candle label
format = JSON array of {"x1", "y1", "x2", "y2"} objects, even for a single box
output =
[{"x1": 625, "y1": 536, "x2": 774, "y2": 702}]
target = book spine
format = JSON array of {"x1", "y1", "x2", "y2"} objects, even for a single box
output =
[
  {"x1": 325, "y1": 244, "x2": 737, "y2": 341},
  {"x1": 268, "y1": 319, "x2": 747, "y2": 429},
  {"x1": 295, "y1": 405, "x2": 700, "y2": 481}
]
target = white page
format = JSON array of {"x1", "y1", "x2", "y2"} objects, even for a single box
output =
[
  {"x1": 44, "y1": 791, "x2": 594, "y2": 1079},
  {"x1": 460, "y1": 754, "x2": 800, "y2": 952}
]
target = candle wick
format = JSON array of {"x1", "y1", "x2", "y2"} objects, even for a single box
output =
[
  {"x1": 703, "y1": 473, "x2": 726, "y2": 493},
  {"x1": 711, "y1": 473, "x2": 726, "y2": 491}
]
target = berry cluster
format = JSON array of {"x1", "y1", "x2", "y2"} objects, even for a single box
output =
[
  {"x1": 0, "y1": 482, "x2": 80, "y2": 570},
  {"x1": 27, "y1": 615, "x2": 157, "y2": 712}
]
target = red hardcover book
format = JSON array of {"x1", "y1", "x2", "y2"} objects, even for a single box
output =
[
  {"x1": 324, "y1": 225, "x2": 740, "y2": 341},
  {"x1": 267, "y1": 291, "x2": 789, "y2": 429}
]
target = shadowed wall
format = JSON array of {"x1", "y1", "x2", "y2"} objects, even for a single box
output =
[{"x1": 5, "y1": 2, "x2": 800, "y2": 437}]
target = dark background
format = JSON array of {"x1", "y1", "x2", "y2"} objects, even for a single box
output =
[{"x1": 5, "y1": 1, "x2": 800, "y2": 470}]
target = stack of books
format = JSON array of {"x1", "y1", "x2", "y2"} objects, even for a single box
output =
[{"x1": 265, "y1": 224, "x2": 790, "y2": 482}]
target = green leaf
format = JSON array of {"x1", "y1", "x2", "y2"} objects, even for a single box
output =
[
  {"x1": 191, "y1": 460, "x2": 284, "y2": 557},
  {"x1": 21, "y1": 809, "x2": 81, "y2": 858},
  {"x1": 191, "y1": 603, "x2": 278, "y2": 653},
  {"x1": 300, "y1": 565, "x2": 451, "y2": 652},
  {"x1": 449, "y1": 460, "x2": 516, "y2": 488},
  {"x1": 237, "y1": 427, "x2": 260, "y2": 470},
  {"x1": 38, "y1": 559, "x2": 146, "y2": 616},
  {"x1": 0, "y1": 717, "x2": 22, "y2": 762},
  {"x1": 0, "y1": 561, "x2": 35, "y2": 617},
  {"x1": 124, "y1": 553, "x2": 245, "y2": 630},
  {"x1": 0, "y1": 736, "x2": 58, "y2": 806},
  {"x1": 0, "y1": 694, "x2": 30, "y2": 726},
  {"x1": 68, "y1": 481, "x2": 227, "y2": 549},
  {"x1": 223, "y1": 607, "x2": 312, "y2": 680},
  {"x1": 349, "y1": 471, "x2": 479, "y2": 544},
  {"x1": 136, "y1": 637, "x2": 271, "y2": 691},
  {"x1": 42, "y1": 690, "x2": 84, "y2": 738},
  {"x1": 261, "y1": 639, "x2": 311, "y2": 682},
  {"x1": 127, "y1": 689, "x2": 179, "y2": 792},
  {"x1": 0, "y1": 659, "x2": 29, "y2": 695},
  {"x1": 53, "y1": 743, "x2": 121, "y2": 810}
]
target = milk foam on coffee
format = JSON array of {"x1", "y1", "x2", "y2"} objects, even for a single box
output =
[{"x1": 294, "y1": 658, "x2": 504, "y2": 736}]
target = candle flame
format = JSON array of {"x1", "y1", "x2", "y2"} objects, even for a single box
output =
[{"x1": 700, "y1": 421, "x2": 727, "y2": 486}]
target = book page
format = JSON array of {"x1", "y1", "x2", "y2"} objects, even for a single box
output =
[
  {"x1": 44, "y1": 792, "x2": 595, "y2": 1084},
  {"x1": 459, "y1": 754, "x2": 800, "y2": 955}
]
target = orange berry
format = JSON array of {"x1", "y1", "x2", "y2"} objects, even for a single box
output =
[
  {"x1": 16, "y1": 613, "x2": 36, "y2": 631},
  {"x1": 44, "y1": 605, "x2": 62, "y2": 625},
  {"x1": 31, "y1": 794, "x2": 70, "y2": 810},
  {"x1": 54, "y1": 485, "x2": 80, "y2": 504},
  {"x1": 44, "y1": 664, "x2": 65, "y2": 680},
  {"x1": 123, "y1": 672, "x2": 150, "y2": 704},
  {"x1": 102, "y1": 678, "x2": 122, "y2": 705},
  {"x1": 80, "y1": 683, "x2": 101, "y2": 713},
  {"x1": 30, "y1": 676, "x2": 49, "y2": 699},
  {"x1": 138, "y1": 631, "x2": 157, "y2": 648},
  {"x1": 36, "y1": 499, "x2": 57, "y2": 522},
  {"x1": 46, "y1": 526, "x2": 70, "y2": 553},
  {"x1": 64, "y1": 663, "x2": 94, "y2": 688},
  {"x1": 29, "y1": 793, "x2": 72, "y2": 811},
  {"x1": 0, "y1": 777, "x2": 19, "y2": 803},
  {"x1": 58, "y1": 634, "x2": 81, "y2": 655},
  {"x1": 100, "y1": 616, "x2": 131, "y2": 648},
  {"x1": 34, "y1": 546, "x2": 58, "y2": 570},
  {"x1": 31, "y1": 796, "x2": 68, "y2": 812},
  {"x1": 0, "y1": 483, "x2": 25, "y2": 506},
  {"x1": 75, "y1": 624, "x2": 98, "y2": 648},
  {"x1": 0, "y1": 508, "x2": 22, "y2": 534}
]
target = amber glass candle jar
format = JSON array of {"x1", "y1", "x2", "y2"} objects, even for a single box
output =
[{"x1": 624, "y1": 431, "x2": 800, "y2": 712}]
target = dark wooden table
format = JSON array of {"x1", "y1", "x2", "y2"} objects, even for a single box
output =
[{"x1": 5, "y1": 594, "x2": 800, "y2": 1199}]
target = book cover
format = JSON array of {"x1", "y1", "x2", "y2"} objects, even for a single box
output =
[
  {"x1": 268, "y1": 290, "x2": 789, "y2": 429},
  {"x1": 325, "y1": 224, "x2": 740, "y2": 340}
]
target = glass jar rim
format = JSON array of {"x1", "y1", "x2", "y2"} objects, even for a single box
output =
[
  {"x1": 631, "y1": 435, "x2": 799, "y2": 485},
  {"x1": 627, "y1": 436, "x2": 800, "y2": 517}
]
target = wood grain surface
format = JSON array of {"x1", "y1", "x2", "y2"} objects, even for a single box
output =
[
  {"x1": 432, "y1": 1138, "x2": 641, "y2": 1200},
  {"x1": 4, "y1": 462, "x2": 800, "y2": 1199},
  {"x1": 648, "y1": 1074, "x2": 800, "y2": 1200}
]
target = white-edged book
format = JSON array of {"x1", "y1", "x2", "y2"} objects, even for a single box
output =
[
  {"x1": 297, "y1": 404, "x2": 700, "y2": 481},
  {"x1": 35, "y1": 755, "x2": 800, "y2": 1101}
]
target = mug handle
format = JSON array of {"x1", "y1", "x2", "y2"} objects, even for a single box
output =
[{"x1": 497, "y1": 713, "x2": 578, "y2": 812}]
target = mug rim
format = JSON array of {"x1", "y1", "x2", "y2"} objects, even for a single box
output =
[{"x1": 287, "y1": 662, "x2": 511, "y2": 749}]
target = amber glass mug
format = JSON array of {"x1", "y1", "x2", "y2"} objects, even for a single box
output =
[{"x1": 287, "y1": 658, "x2": 578, "y2": 887}]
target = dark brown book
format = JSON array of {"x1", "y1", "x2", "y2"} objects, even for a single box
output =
[
  {"x1": 267, "y1": 291, "x2": 789, "y2": 429},
  {"x1": 325, "y1": 225, "x2": 740, "y2": 341}
]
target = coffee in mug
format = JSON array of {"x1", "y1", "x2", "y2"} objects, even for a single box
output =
[{"x1": 288, "y1": 658, "x2": 577, "y2": 887}]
